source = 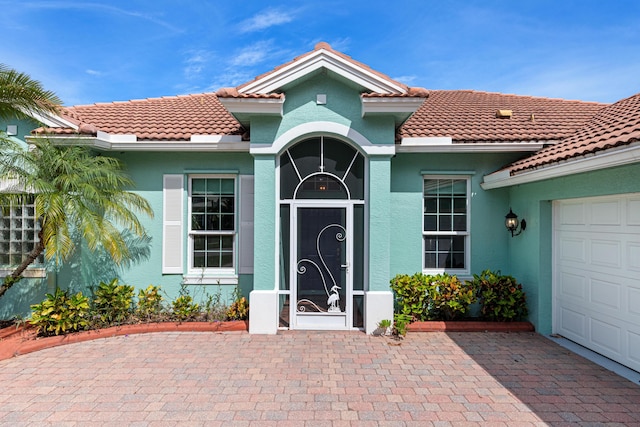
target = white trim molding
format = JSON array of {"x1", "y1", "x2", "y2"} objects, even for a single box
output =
[
  {"x1": 481, "y1": 143, "x2": 640, "y2": 189},
  {"x1": 249, "y1": 121, "x2": 395, "y2": 156},
  {"x1": 361, "y1": 97, "x2": 424, "y2": 116},
  {"x1": 239, "y1": 48, "x2": 408, "y2": 95},
  {"x1": 218, "y1": 97, "x2": 284, "y2": 116},
  {"x1": 22, "y1": 109, "x2": 79, "y2": 130},
  {"x1": 36, "y1": 133, "x2": 247, "y2": 152},
  {"x1": 397, "y1": 139, "x2": 543, "y2": 153}
]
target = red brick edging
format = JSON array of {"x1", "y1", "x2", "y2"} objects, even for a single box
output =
[
  {"x1": 407, "y1": 321, "x2": 535, "y2": 332},
  {"x1": 0, "y1": 320, "x2": 248, "y2": 360}
]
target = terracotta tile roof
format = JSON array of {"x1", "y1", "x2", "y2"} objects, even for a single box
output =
[
  {"x1": 362, "y1": 87, "x2": 429, "y2": 98},
  {"x1": 508, "y1": 92, "x2": 640, "y2": 174},
  {"x1": 215, "y1": 88, "x2": 284, "y2": 99},
  {"x1": 35, "y1": 93, "x2": 243, "y2": 140},
  {"x1": 236, "y1": 42, "x2": 410, "y2": 94},
  {"x1": 399, "y1": 90, "x2": 606, "y2": 142}
]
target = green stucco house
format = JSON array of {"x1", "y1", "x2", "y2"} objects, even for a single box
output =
[{"x1": 2, "y1": 43, "x2": 639, "y2": 371}]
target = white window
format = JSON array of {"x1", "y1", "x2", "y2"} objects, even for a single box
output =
[
  {"x1": 423, "y1": 177, "x2": 470, "y2": 273},
  {"x1": 188, "y1": 176, "x2": 236, "y2": 275},
  {"x1": 0, "y1": 199, "x2": 43, "y2": 267}
]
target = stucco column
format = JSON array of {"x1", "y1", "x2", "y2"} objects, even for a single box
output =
[
  {"x1": 249, "y1": 154, "x2": 278, "y2": 334},
  {"x1": 365, "y1": 155, "x2": 394, "y2": 333}
]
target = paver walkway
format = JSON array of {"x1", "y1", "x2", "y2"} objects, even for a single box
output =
[{"x1": 0, "y1": 330, "x2": 639, "y2": 426}]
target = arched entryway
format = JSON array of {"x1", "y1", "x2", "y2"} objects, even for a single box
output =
[{"x1": 278, "y1": 136, "x2": 366, "y2": 330}]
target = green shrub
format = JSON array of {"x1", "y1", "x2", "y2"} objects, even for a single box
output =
[
  {"x1": 30, "y1": 289, "x2": 90, "y2": 336},
  {"x1": 137, "y1": 285, "x2": 164, "y2": 319},
  {"x1": 427, "y1": 273, "x2": 476, "y2": 320},
  {"x1": 92, "y1": 278, "x2": 135, "y2": 325},
  {"x1": 393, "y1": 313, "x2": 412, "y2": 336},
  {"x1": 203, "y1": 287, "x2": 228, "y2": 321},
  {"x1": 389, "y1": 273, "x2": 430, "y2": 322},
  {"x1": 469, "y1": 270, "x2": 528, "y2": 321},
  {"x1": 226, "y1": 286, "x2": 248, "y2": 320},
  {"x1": 171, "y1": 295, "x2": 200, "y2": 321}
]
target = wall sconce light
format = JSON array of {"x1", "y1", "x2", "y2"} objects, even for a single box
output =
[{"x1": 505, "y1": 208, "x2": 526, "y2": 237}]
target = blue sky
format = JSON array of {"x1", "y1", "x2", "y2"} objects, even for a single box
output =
[{"x1": 2, "y1": 1, "x2": 640, "y2": 106}]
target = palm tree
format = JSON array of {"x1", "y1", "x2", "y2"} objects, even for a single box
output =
[
  {"x1": 0, "y1": 64, "x2": 62, "y2": 121},
  {"x1": 0, "y1": 139, "x2": 153, "y2": 298}
]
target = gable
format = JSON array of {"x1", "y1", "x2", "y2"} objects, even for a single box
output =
[{"x1": 237, "y1": 42, "x2": 409, "y2": 95}]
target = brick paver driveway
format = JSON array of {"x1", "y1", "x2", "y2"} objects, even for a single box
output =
[{"x1": 1, "y1": 330, "x2": 639, "y2": 426}]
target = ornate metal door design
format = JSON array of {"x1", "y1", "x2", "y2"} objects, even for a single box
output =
[{"x1": 293, "y1": 206, "x2": 351, "y2": 329}]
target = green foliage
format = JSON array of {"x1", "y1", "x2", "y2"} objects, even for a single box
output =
[
  {"x1": 30, "y1": 289, "x2": 90, "y2": 336},
  {"x1": 469, "y1": 270, "x2": 528, "y2": 321},
  {"x1": 203, "y1": 287, "x2": 228, "y2": 321},
  {"x1": 226, "y1": 286, "x2": 248, "y2": 321},
  {"x1": 137, "y1": 285, "x2": 164, "y2": 319},
  {"x1": 0, "y1": 63, "x2": 62, "y2": 121},
  {"x1": 390, "y1": 272, "x2": 475, "y2": 321},
  {"x1": 389, "y1": 273, "x2": 430, "y2": 321},
  {"x1": 0, "y1": 138, "x2": 153, "y2": 300},
  {"x1": 171, "y1": 295, "x2": 200, "y2": 321},
  {"x1": 92, "y1": 278, "x2": 135, "y2": 325},
  {"x1": 393, "y1": 313, "x2": 412, "y2": 336},
  {"x1": 377, "y1": 319, "x2": 392, "y2": 329},
  {"x1": 427, "y1": 273, "x2": 476, "y2": 320}
]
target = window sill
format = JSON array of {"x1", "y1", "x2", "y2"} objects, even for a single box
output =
[
  {"x1": 182, "y1": 275, "x2": 238, "y2": 285},
  {"x1": 0, "y1": 268, "x2": 47, "y2": 279},
  {"x1": 422, "y1": 270, "x2": 471, "y2": 279}
]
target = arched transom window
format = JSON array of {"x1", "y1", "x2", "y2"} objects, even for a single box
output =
[{"x1": 279, "y1": 137, "x2": 364, "y2": 200}]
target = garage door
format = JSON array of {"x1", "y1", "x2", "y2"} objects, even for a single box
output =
[{"x1": 554, "y1": 193, "x2": 640, "y2": 372}]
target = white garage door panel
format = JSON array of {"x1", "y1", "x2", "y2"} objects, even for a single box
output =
[
  {"x1": 629, "y1": 287, "x2": 640, "y2": 316},
  {"x1": 590, "y1": 278, "x2": 621, "y2": 310},
  {"x1": 555, "y1": 193, "x2": 640, "y2": 372},
  {"x1": 590, "y1": 317, "x2": 622, "y2": 354},
  {"x1": 558, "y1": 306, "x2": 586, "y2": 339},
  {"x1": 590, "y1": 239, "x2": 622, "y2": 268},
  {"x1": 629, "y1": 332, "x2": 640, "y2": 364},
  {"x1": 559, "y1": 271, "x2": 586, "y2": 300},
  {"x1": 630, "y1": 243, "x2": 640, "y2": 271}
]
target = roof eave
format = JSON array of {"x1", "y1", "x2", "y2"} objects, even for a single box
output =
[
  {"x1": 397, "y1": 137, "x2": 545, "y2": 153},
  {"x1": 22, "y1": 109, "x2": 79, "y2": 130},
  {"x1": 362, "y1": 96, "x2": 425, "y2": 113},
  {"x1": 27, "y1": 132, "x2": 247, "y2": 152},
  {"x1": 481, "y1": 143, "x2": 640, "y2": 189}
]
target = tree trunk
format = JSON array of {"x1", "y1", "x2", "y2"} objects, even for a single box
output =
[{"x1": 0, "y1": 230, "x2": 45, "y2": 299}]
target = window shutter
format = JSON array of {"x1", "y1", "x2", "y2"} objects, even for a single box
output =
[
  {"x1": 238, "y1": 175, "x2": 254, "y2": 274},
  {"x1": 162, "y1": 174, "x2": 184, "y2": 274}
]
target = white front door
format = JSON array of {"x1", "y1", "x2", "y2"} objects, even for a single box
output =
[{"x1": 291, "y1": 203, "x2": 352, "y2": 329}]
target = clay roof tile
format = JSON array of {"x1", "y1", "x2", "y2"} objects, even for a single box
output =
[
  {"x1": 507, "y1": 92, "x2": 640, "y2": 174},
  {"x1": 399, "y1": 90, "x2": 606, "y2": 142},
  {"x1": 47, "y1": 93, "x2": 244, "y2": 140}
]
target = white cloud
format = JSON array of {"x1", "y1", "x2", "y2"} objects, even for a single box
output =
[
  {"x1": 19, "y1": 1, "x2": 182, "y2": 33},
  {"x1": 238, "y1": 7, "x2": 295, "y2": 33},
  {"x1": 392, "y1": 75, "x2": 417, "y2": 85},
  {"x1": 206, "y1": 71, "x2": 256, "y2": 92},
  {"x1": 85, "y1": 69, "x2": 102, "y2": 76},
  {"x1": 325, "y1": 37, "x2": 351, "y2": 52},
  {"x1": 229, "y1": 41, "x2": 274, "y2": 67},
  {"x1": 183, "y1": 49, "x2": 214, "y2": 80}
]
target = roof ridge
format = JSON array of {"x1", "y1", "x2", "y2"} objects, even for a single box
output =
[
  {"x1": 429, "y1": 89, "x2": 608, "y2": 105},
  {"x1": 66, "y1": 92, "x2": 221, "y2": 109}
]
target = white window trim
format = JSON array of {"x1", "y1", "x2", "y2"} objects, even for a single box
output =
[
  {"x1": 0, "y1": 268, "x2": 47, "y2": 279},
  {"x1": 422, "y1": 175, "x2": 471, "y2": 275},
  {"x1": 184, "y1": 174, "x2": 239, "y2": 284}
]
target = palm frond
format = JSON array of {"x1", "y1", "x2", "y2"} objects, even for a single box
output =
[{"x1": 0, "y1": 64, "x2": 62, "y2": 120}]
